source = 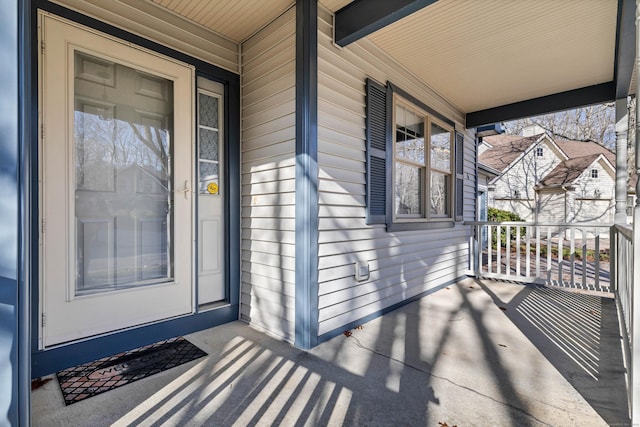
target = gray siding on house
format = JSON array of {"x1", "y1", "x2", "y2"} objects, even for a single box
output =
[
  {"x1": 51, "y1": 0, "x2": 239, "y2": 73},
  {"x1": 316, "y1": 6, "x2": 474, "y2": 336},
  {"x1": 240, "y1": 7, "x2": 296, "y2": 341},
  {"x1": 463, "y1": 138, "x2": 477, "y2": 221}
]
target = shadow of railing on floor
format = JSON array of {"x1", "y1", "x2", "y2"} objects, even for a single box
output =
[{"x1": 478, "y1": 279, "x2": 630, "y2": 426}]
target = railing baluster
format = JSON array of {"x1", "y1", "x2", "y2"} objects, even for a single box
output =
[
  {"x1": 506, "y1": 225, "x2": 511, "y2": 277},
  {"x1": 470, "y1": 227, "x2": 475, "y2": 276},
  {"x1": 570, "y1": 228, "x2": 575, "y2": 287},
  {"x1": 547, "y1": 227, "x2": 552, "y2": 284},
  {"x1": 516, "y1": 226, "x2": 521, "y2": 277},
  {"x1": 476, "y1": 225, "x2": 482, "y2": 277},
  {"x1": 593, "y1": 230, "x2": 600, "y2": 291},
  {"x1": 582, "y1": 229, "x2": 587, "y2": 289},
  {"x1": 536, "y1": 226, "x2": 540, "y2": 278},
  {"x1": 526, "y1": 226, "x2": 531, "y2": 278},
  {"x1": 558, "y1": 230, "x2": 563, "y2": 286},
  {"x1": 496, "y1": 225, "x2": 501, "y2": 275},
  {"x1": 624, "y1": 237, "x2": 628, "y2": 293},
  {"x1": 487, "y1": 225, "x2": 492, "y2": 274}
]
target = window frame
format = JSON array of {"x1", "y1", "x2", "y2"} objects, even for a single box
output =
[
  {"x1": 365, "y1": 79, "x2": 459, "y2": 232},
  {"x1": 391, "y1": 95, "x2": 454, "y2": 223},
  {"x1": 591, "y1": 168, "x2": 599, "y2": 179},
  {"x1": 536, "y1": 147, "x2": 544, "y2": 157}
]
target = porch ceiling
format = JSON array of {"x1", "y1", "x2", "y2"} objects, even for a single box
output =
[
  {"x1": 149, "y1": 0, "x2": 631, "y2": 127},
  {"x1": 365, "y1": 0, "x2": 617, "y2": 114},
  {"x1": 149, "y1": 0, "x2": 295, "y2": 43},
  {"x1": 328, "y1": 0, "x2": 633, "y2": 128},
  {"x1": 331, "y1": 0, "x2": 635, "y2": 127}
]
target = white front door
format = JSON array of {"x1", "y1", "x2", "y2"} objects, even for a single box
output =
[{"x1": 39, "y1": 14, "x2": 195, "y2": 347}]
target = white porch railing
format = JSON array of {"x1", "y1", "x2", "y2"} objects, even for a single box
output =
[
  {"x1": 613, "y1": 224, "x2": 633, "y2": 343},
  {"x1": 467, "y1": 220, "x2": 636, "y2": 422},
  {"x1": 611, "y1": 224, "x2": 634, "y2": 421},
  {"x1": 466, "y1": 221, "x2": 613, "y2": 293}
]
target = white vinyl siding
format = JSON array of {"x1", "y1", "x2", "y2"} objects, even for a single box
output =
[
  {"x1": 492, "y1": 199, "x2": 535, "y2": 222},
  {"x1": 573, "y1": 158, "x2": 615, "y2": 223},
  {"x1": 493, "y1": 139, "x2": 561, "y2": 199},
  {"x1": 574, "y1": 159, "x2": 615, "y2": 200},
  {"x1": 316, "y1": 6, "x2": 474, "y2": 336},
  {"x1": 240, "y1": 7, "x2": 296, "y2": 342},
  {"x1": 52, "y1": 0, "x2": 239, "y2": 73},
  {"x1": 492, "y1": 138, "x2": 562, "y2": 221},
  {"x1": 573, "y1": 200, "x2": 614, "y2": 223},
  {"x1": 535, "y1": 192, "x2": 567, "y2": 224}
]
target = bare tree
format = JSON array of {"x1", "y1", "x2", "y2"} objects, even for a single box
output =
[
  {"x1": 503, "y1": 103, "x2": 616, "y2": 148},
  {"x1": 504, "y1": 101, "x2": 637, "y2": 188},
  {"x1": 497, "y1": 101, "x2": 636, "y2": 222}
]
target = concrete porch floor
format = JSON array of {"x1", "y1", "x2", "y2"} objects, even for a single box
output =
[{"x1": 32, "y1": 278, "x2": 630, "y2": 426}]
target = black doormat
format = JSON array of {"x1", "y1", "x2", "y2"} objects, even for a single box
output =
[{"x1": 56, "y1": 337, "x2": 207, "y2": 405}]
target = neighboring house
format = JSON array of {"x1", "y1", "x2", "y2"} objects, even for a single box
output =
[
  {"x1": 536, "y1": 153, "x2": 614, "y2": 224},
  {"x1": 2, "y1": 1, "x2": 637, "y2": 424},
  {"x1": 479, "y1": 131, "x2": 623, "y2": 225}
]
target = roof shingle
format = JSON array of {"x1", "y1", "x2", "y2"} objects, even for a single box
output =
[
  {"x1": 479, "y1": 132, "x2": 637, "y2": 191},
  {"x1": 554, "y1": 138, "x2": 615, "y2": 166},
  {"x1": 537, "y1": 154, "x2": 601, "y2": 188},
  {"x1": 478, "y1": 134, "x2": 542, "y2": 172}
]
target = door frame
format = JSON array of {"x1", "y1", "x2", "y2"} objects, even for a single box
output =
[
  {"x1": 196, "y1": 77, "x2": 227, "y2": 307},
  {"x1": 30, "y1": 1, "x2": 240, "y2": 377}
]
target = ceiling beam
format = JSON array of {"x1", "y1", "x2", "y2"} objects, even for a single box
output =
[
  {"x1": 466, "y1": 82, "x2": 615, "y2": 128},
  {"x1": 614, "y1": 0, "x2": 636, "y2": 98},
  {"x1": 334, "y1": 0, "x2": 438, "y2": 47}
]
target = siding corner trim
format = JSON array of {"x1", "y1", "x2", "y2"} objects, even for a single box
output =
[{"x1": 294, "y1": 0, "x2": 319, "y2": 350}]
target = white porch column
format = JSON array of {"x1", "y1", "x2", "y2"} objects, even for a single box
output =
[{"x1": 615, "y1": 98, "x2": 629, "y2": 224}]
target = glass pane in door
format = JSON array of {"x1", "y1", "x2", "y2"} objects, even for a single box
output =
[
  {"x1": 198, "y1": 92, "x2": 220, "y2": 194},
  {"x1": 74, "y1": 51, "x2": 174, "y2": 296}
]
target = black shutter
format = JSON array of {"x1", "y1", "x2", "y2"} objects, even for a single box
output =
[
  {"x1": 455, "y1": 131, "x2": 465, "y2": 221},
  {"x1": 366, "y1": 78, "x2": 388, "y2": 224}
]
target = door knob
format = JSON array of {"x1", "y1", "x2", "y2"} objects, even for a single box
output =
[{"x1": 175, "y1": 180, "x2": 191, "y2": 199}]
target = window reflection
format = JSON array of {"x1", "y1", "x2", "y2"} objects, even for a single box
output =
[
  {"x1": 74, "y1": 51, "x2": 174, "y2": 295},
  {"x1": 394, "y1": 99, "x2": 453, "y2": 220}
]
